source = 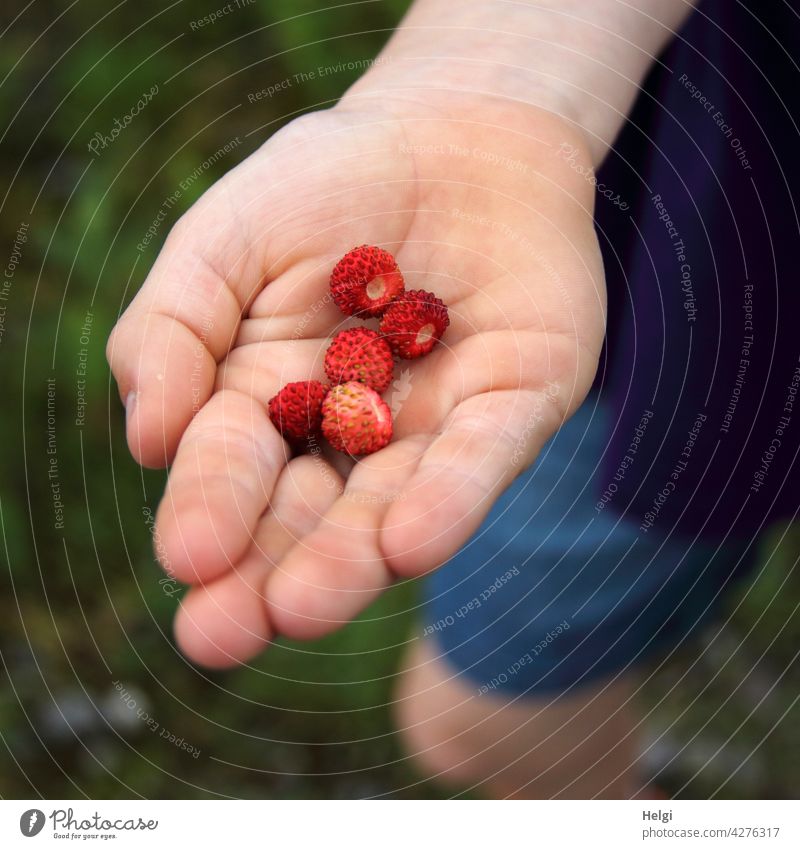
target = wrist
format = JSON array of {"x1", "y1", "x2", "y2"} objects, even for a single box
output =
[
  {"x1": 341, "y1": 32, "x2": 589, "y2": 144},
  {"x1": 339, "y1": 60, "x2": 596, "y2": 170},
  {"x1": 342, "y1": 53, "x2": 582, "y2": 127},
  {"x1": 339, "y1": 0, "x2": 696, "y2": 166}
]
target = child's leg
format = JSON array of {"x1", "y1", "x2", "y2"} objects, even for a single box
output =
[{"x1": 394, "y1": 640, "x2": 641, "y2": 799}]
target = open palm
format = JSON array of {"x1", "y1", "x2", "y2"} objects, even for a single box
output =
[{"x1": 107, "y1": 96, "x2": 606, "y2": 667}]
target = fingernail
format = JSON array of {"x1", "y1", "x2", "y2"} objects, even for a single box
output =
[{"x1": 125, "y1": 390, "x2": 137, "y2": 422}]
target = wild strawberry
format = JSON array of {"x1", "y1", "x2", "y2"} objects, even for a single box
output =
[
  {"x1": 330, "y1": 245, "x2": 404, "y2": 317},
  {"x1": 268, "y1": 380, "x2": 327, "y2": 441},
  {"x1": 324, "y1": 327, "x2": 394, "y2": 394},
  {"x1": 380, "y1": 289, "x2": 450, "y2": 359},
  {"x1": 321, "y1": 382, "x2": 393, "y2": 456}
]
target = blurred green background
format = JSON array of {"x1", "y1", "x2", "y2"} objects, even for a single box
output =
[{"x1": 0, "y1": 0, "x2": 798, "y2": 799}]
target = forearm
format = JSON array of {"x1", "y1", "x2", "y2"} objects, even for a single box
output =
[{"x1": 345, "y1": 0, "x2": 697, "y2": 165}]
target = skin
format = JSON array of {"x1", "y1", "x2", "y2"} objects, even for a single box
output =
[
  {"x1": 108, "y1": 94, "x2": 603, "y2": 666},
  {"x1": 107, "y1": 0, "x2": 697, "y2": 797}
]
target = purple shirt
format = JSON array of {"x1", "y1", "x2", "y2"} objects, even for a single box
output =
[{"x1": 594, "y1": 0, "x2": 800, "y2": 538}]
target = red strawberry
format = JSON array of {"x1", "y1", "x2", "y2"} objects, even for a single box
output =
[
  {"x1": 321, "y1": 382, "x2": 393, "y2": 455},
  {"x1": 268, "y1": 380, "x2": 327, "y2": 441},
  {"x1": 324, "y1": 327, "x2": 394, "y2": 394},
  {"x1": 330, "y1": 245, "x2": 404, "y2": 317},
  {"x1": 380, "y1": 289, "x2": 450, "y2": 359}
]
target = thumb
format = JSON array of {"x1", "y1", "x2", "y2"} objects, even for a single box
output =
[{"x1": 106, "y1": 180, "x2": 258, "y2": 468}]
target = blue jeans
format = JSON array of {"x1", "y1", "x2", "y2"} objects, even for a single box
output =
[{"x1": 421, "y1": 395, "x2": 757, "y2": 696}]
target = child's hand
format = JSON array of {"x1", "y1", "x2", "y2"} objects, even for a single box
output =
[{"x1": 107, "y1": 93, "x2": 605, "y2": 667}]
